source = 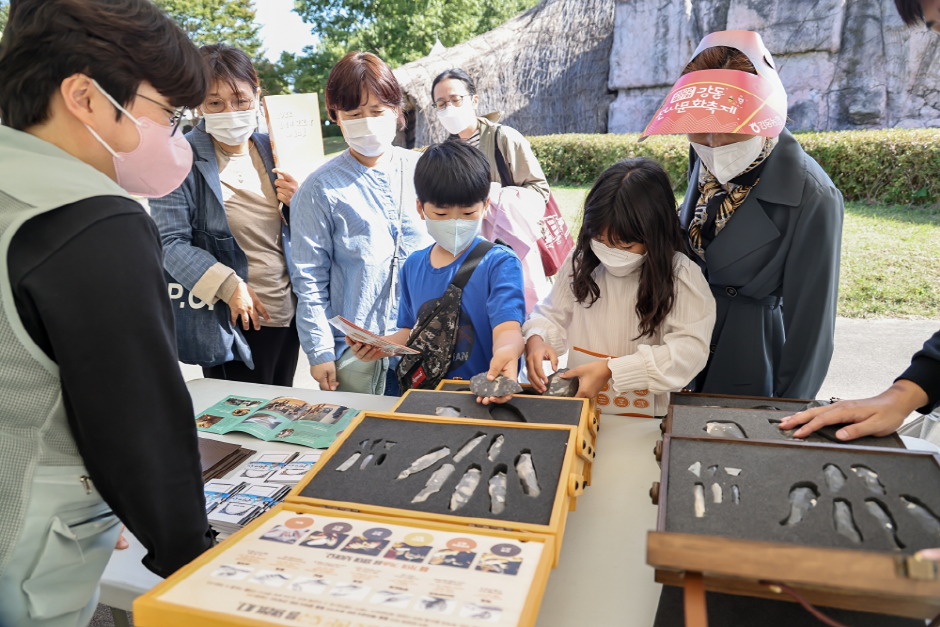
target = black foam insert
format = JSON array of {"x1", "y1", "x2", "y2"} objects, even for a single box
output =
[
  {"x1": 438, "y1": 382, "x2": 543, "y2": 396},
  {"x1": 393, "y1": 391, "x2": 584, "y2": 427},
  {"x1": 672, "y1": 394, "x2": 811, "y2": 412},
  {"x1": 664, "y1": 437, "x2": 940, "y2": 553},
  {"x1": 438, "y1": 382, "x2": 473, "y2": 392},
  {"x1": 669, "y1": 406, "x2": 902, "y2": 448},
  {"x1": 298, "y1": 416, "x2": 572, "y2": 525}
]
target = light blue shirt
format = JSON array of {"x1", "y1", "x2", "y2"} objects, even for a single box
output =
[{"x1": 291, "y1": 148, "x2": 434, "y2": 366}]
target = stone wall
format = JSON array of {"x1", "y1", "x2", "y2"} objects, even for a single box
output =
[{"x1": 608, "y1": 0, "x2": 940, "y2": 133}]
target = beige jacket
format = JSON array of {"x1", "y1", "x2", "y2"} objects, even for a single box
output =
[{"x1": 477, "y1": 114, "x2": 551, "y2": 203}]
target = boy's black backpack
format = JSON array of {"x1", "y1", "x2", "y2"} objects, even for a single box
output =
[{"x1": 396, "y1": 240, "x2": 496, "y2": 391}]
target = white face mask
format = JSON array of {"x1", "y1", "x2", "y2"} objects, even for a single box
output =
[
  {"x1": 590, "y1": 240, "x2": 645, "y2": 277},
  {"x1": 436, "y1": 103, "x2": 477, "y2": 135},
  {"x1": 691, "y1": 135, "x2": 764, "y2": 185},
  {"x1": 341, "y1": 115, "x2": 398, "y2": 157},
  {"x1": 425, "y1": 215, "x2": 482, "y2": 256},
  {"x1": 203, "y1": 108, "x2": 257, "y2": 145}
]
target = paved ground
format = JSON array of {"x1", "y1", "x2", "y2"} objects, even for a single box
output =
[{"x1": 818, "y1": 318, "x2": 938, "y2": 401}]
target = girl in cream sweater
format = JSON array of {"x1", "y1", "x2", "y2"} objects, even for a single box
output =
[{"x1": 524, "y1": 158, "x2": 716, "y2": 416}]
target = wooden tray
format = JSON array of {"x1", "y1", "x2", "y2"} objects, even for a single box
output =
[
  {"x1": 670, "y1": 391, "x2": 817, "y2": 412},
  {"x1": 134, "y1": 503, "x2": 555, "y2": 627},
  {"x1": 394, "y1": 388, "x2": 597, "y2": 485},
  {"x1": 435, "y1": 379, "x2": 600, "y2": 428},
  {"x1": 286, "y1": 411, "x2": 589, "y2": 567},
  {"x1": 648, "y1": 434, "x2": 940, "y2": 619},
  {"x1": 654, "y1": 404, "x2": 905, "y2": 463}
]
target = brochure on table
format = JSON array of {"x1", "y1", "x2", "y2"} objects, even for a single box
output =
[
  {"x1": 137, "y1": 505, "x2": 552, "y2": 627},
  {"x1": 196, "y1": 396, "x2": 358, "y2": 449}
]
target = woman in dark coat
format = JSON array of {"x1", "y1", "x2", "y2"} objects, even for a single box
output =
[
  {"x1": 647, "y1": 30, "x2": 920, "y2": 627},
  {"x1": 681, "y1": 125, "x2": 843, "y2": 399},
  {"x1": 644, "y1": 30, "x2": 843, "y2": 401}
]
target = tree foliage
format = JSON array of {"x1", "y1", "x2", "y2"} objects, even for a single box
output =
[
  {"x1": 0, "y1": 1, "x2": 8, "y2": 37},
  {"x1": 154, "y1": 0, "x2": 288, "y2": 95},
  {"x1": 293, "y1": 0, "x2": 539, "y2": 69},
  {"x1": 281, "y1": 0, "x2": 537, "y2": 133}
]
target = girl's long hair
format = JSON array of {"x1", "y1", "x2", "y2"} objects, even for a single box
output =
[{"x1": 570, "y1": 158, "x2": 687, "y2": 339}]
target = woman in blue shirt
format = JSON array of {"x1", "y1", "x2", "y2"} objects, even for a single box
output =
[{"x1": 290, "y1": 51, "x2": 433, "y2": 394}]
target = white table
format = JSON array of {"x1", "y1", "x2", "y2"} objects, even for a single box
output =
[{"x1": 99, "y1": 379, "x2": 664, "y2": 626}]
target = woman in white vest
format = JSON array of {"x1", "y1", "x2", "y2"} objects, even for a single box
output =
[{"x1": 0, "y1": 1, "x2": 213, "y2": 626}]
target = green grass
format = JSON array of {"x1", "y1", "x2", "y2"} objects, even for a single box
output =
[
  {"x1": 551, "y1": 185, "x2": 940, "y2": 319},
  {"x1": 323, "y1": 135, "x2": 348, "y2": 159}
]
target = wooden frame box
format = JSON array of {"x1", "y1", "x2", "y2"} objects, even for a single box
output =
[
  {"x1": 395, "y1": 387, "x2": 598, "y2": 486},
  {"x1": 648, "y1": 434, "x2": 940, "y2": 620},
  {"x1": 286, "y1": 411, "x2": 589, "y2": 567},
  {"x1": 134, "y1": 503, "x2": 555, "y2": 627},
  {"x1": 670, "y1": 391, "x2": 817, "y2": 412},
  {"x1": 435, "y1": 379, "x2": 600, "y2": 429},
  {"x1": 655, "y1": 404, "x2": 905, "y2": 463}
]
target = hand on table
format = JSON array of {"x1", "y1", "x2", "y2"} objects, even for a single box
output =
[
  {"x1": 311, "y1": 361, "x2": 338, "y2": 391},
  {"x1": 478, "y1": 346, "x2": 520, "y2": 405},
  {"x1": 115, "y1": 525, "x2": 128, "y2": 550},
  {"x1": 525, "y1": 335, "x2": 558, "y2": 394},
  {"x1": 345, "y1": 336, "x2": 390, "y2": 363},
  {"x1": 272, "y1": 169, "x2": 299, "y2": 206},
  {"x1": 228, "y1": 282, "x2": 270, "y2": 331},
  {"x1": 561, "y1": 359, "x2": 611, "y2": 400},
  {"x1": 918, "y1": 548, "x2": 940, "y2": 561},
  {"x1": 777, "y1": 380, "x2": 928, "y2": 440}
]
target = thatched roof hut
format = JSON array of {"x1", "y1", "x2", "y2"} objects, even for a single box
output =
[{"x1": 393, "y1": 0, "x2": 616, "y2": 148}]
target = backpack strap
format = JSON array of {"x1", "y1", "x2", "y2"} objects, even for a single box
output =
[
  {"x1": 451, "y1": 240, "x2": 495, "y2": 290},
  {"x1": 493, "y1": 127, "x2": 514, "y2": 188}
]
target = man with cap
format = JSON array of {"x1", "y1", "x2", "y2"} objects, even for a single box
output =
[{"x1": 643, "y1": 30, "x2": 844, "y2": 401}]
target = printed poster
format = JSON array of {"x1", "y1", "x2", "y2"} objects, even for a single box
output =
[{"x1": 155, "y1": 508, "x2": 544, "y2": 626}]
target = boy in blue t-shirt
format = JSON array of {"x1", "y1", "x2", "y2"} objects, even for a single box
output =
[{"x1": 346, "y1": 141, "x2": 526, "y2": 402}]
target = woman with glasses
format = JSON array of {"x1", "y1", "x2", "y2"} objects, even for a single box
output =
[
  {"x1": 152, "y1": 44, "x2": 301, "y2": 386},
  {"x1": 431, "y1": 69, "x2": 551, "y2": 312}
]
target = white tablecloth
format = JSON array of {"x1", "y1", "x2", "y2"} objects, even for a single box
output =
[{"x1": 99, "y1": 378, "x2": 664, "y2": 626}]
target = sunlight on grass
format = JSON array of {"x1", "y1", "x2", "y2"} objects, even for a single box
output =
[
  {"x1": 323, "y1": 135, "x2": 348, "y2": 160},
  {"x1": 551, "y1": 185, "x2": 940, "y2": 319}
]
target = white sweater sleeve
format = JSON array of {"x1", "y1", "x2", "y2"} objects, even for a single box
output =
[
  {"x1": 607, "y1": 259, "x2": 716, "y2": 394},
  {"x1": 522, "y1": 254, "x2": 575, "y2": 355}
]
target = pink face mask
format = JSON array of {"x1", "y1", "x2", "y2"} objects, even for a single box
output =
[{"x1": 84, "y1": 79, "x2": 192, "y2": 198}]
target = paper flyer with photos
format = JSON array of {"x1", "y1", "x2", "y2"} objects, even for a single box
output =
[
  {"x1": 329, "y1": 316, "x2": 420, "y2": 356},
  {"x1": 154, "y1": 508, "x2": 544, "y2": 626},
  {"x1": 195, "y1": 396, "x2": 358, "y2": 449}
]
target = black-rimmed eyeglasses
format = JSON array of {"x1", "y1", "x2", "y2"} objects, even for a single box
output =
[{"x1": 136, "y1": 93, "x2": 186, "y2": 136}]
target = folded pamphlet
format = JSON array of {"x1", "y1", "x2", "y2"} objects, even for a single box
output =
[
  {"x1": 195, "y1": 395, "x2": 358, "y2": 449},
  {"x1": 208, "y1": 483, "x2": 291, "y2": 534},
  {"x1": 267, "y1": 451, "x2": 322, "y2": 484},
  {"x1": 328, "y1": 315, "x2": 419, "y2": 355},
  {"x1": 233, "y1": 452, "x2": 298, "y2": 483},
  {"x1": 203, "y1": 480, "x2": 246, "y2": 514}
]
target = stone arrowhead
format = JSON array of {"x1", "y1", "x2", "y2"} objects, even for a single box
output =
[
  {"x1": 470, "y1": 372, "x2": 523, "y2": 397},
  {"x1": 544, "y1": 369, "x2": 579, "y2": 397}
]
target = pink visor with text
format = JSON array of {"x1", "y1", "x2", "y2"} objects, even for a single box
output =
[
  {"x1": 641, "y1": 69, "x2": 785, "y2": 138},
  {"x1": 642, "y1": 30, "x2": 787, "y2": 139}
]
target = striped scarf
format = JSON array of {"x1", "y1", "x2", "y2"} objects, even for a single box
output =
[{"x1": 688, "y1": 137, "x2": 777, "y2": 259}]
